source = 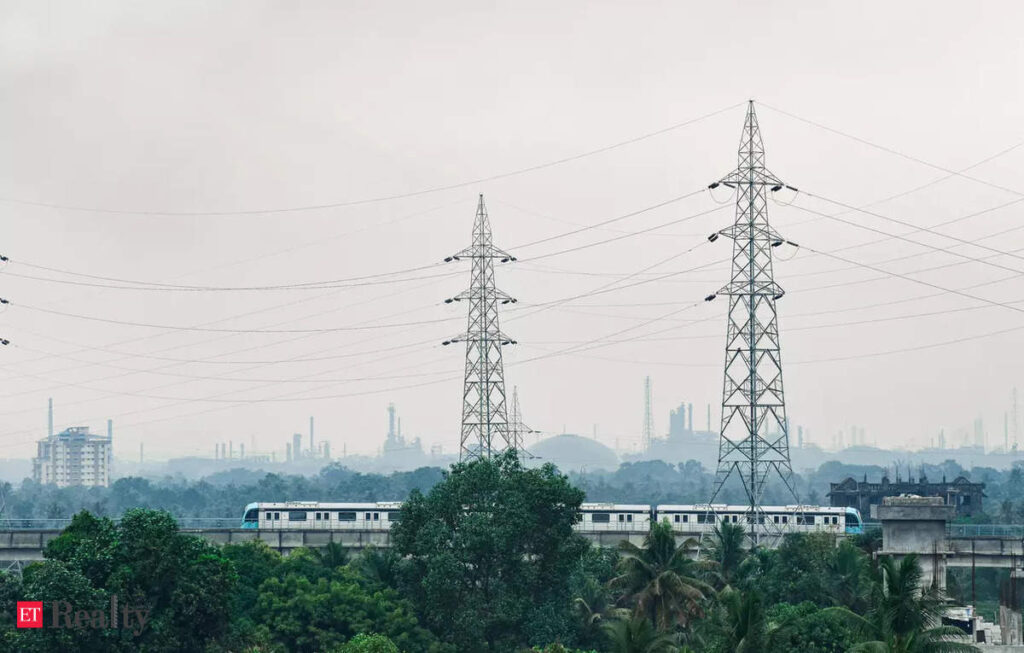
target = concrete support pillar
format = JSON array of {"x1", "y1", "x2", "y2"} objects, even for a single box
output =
[{"x1": 875, "y1": 496, "x2": 954, "y2": 591}]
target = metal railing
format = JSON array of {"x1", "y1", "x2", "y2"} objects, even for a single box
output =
[
  {"x1": 0, "y1": 517, "x2": 241, "y2": 530},
  {"x1": 947, "y1": 523, "x2": 1024, "y2": 539}
]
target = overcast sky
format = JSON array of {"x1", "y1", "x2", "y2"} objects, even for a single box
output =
[{"x1": 0, "y1": 1, "x2": 1022, "y2": 462}]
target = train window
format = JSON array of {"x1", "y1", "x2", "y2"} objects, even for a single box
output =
[
  {"x1": 388, "y1": 511, "x2": 402, "y2": 522},
  {"x1": 832, "y1": 516, "x2": 838, "y2": 525},
  {"x1": 315, "y1": 512, "x2": 322, "y2": 521},
  {"x1": 773, "y1": 515, "x2": 780, "y2": 524},
  {"x1": 274, "y1": 512, "x2": 280, "y2": 520},
  {"x1": 338, "y1": 512, "x2": 356, "y2": 521},
  {"x1": 782, "y1": 516, "x2": 788, "y2": 524},
  {"x1": 697, "y1": 513, "x2": 709, "y2": 524},
  {"x1": 265, "y1": 512, "x2": 272, "y2": 520},
  {"x1": 674, "y1": 515, "x2": 680, "y2": 523},
  {"x1": 365, "y1": 512, "x2": 372, "y2": 520},
  {"x1": 373, "y1": 513, "x2": 380, "y2": 521},
  {"x1": 592, "y1": 513, "x2": 610, "y2": 523},
  {"x1": 731, "y1": 515, "x2": 738, "y2": 523},
  {"x1": 618, "y1": 514, "x2": 625, "y2": 522},
  {"x1": 682, "y1": 515, "x2": 688, "y2": 523},
  {"x1": 288, "y1": 511, "x2": 307, "y2": 521},
  {"x1": 627, "y1": 514, "x2": 633, "y2": 522}
]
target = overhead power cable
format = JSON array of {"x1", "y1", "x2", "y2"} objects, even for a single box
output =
[
  {"x1": 758, "y1": 102, "x2": 1024, "y2": 198},
  {"x1": 0, "y1": 102, "x2": 743, "y2": 216}
]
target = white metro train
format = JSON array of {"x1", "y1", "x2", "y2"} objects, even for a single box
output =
[{"x1": 242, "y1": 501, "x2": 864, "y2": 535}]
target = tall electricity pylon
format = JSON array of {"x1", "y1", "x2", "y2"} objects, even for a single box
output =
[
  {"x1": 705, "y1": 101, "x2": 798, "y2": 533},
  {"x1": 443, "y1": 195, "x2": 518, "y2": 461},
  {"x1": 642, "y1": 376, "x2": 655, "y2": 452}
]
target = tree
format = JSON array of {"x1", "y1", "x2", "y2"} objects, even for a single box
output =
[
  {"x1": 602, "y1": 615, "x2": 679, "y2": 653},
  {"x1": 253, "y1": 566, "x2": 445, "y2": 653},
  {"x1": 611, "y1": 521, "x2": 713, "y2": 631},
  {"x1": 701, "y1": 522, "x2": 747, "y2": 588},
  {"x1": 36, "y1": 508, "x2": 237, "y2": 652},
  {"x1": 837, "y1": 555, "x2": 979, "y2": 653},
  {"x1": 336, "y1": 633, "x2": 400, "y2": 652},
  {"x1": 392, "y1": 450, "x2": 590, "y2": 652},
  {"x1": 311, "y1": 541, "x2": 350, "y2": 570}
]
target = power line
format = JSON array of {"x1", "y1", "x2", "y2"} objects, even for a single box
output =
[
  {"x1": 0, "y1": 102, "x2": 743, "y2": 217},
  {"x1": 758, "y1": 102, "x2": 1024, "y2": 198}
]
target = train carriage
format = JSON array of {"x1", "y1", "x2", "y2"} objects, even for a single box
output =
[
  {"x1": 655, "y1": 504, "x2": 863, "y2": 535},
  {"x1": 573, "y1": 503, "x2": 652, "y2": 533},
  {"x1": 242, "y1": 501, "x2": 403, "y2": 530}
]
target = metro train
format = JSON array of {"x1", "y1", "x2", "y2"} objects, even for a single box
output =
[{"x1": 242, "y1": 501, "x2": 864, "y2": 535}]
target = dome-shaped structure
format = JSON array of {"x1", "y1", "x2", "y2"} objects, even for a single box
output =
[{"x1": 528, "y1": 433, "x2": 619, "y2": 471}]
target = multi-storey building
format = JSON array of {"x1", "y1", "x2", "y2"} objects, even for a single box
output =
[{"x1": 33, "y1": 426, "x2": 112, "y2": 488}]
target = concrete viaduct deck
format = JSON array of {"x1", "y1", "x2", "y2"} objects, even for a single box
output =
[{"x1": 0, "y1": 528, "x2": 647, "y2": 572}]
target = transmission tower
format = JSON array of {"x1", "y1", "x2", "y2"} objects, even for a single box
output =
[
  {"x1": 509, "y1": 385, "x2": 536, "y2": 456},
  {"x1": 642, "y1": 376, "x2": 655, "y2": 452},
  {"x1": 705, "y1": 101, "x2": 798, "y2": 533},
  {"x1": 443, "y1": 194, "x2": 518, "y2": 461}
]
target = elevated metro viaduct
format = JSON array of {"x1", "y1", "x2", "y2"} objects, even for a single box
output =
[
  {"x1": 0, "y1": 527, "x2": 651, "y2": 572},
  {"x1": 3, "y1": 501, "x2": 1022, "y2": 578}
]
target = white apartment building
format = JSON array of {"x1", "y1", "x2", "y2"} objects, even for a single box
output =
[{"x1": 33, "y1": 426, "x2": 112, "y2": 488}]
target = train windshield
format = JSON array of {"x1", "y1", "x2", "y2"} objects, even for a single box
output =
[
  {"x1": 241, "y1": 506, "x2": 258, "y2": 528},
  {"x1": 844, "y1": 509, "x2": 863, "y2": 533}
]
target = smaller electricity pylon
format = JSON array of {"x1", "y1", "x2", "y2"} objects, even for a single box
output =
[
  {"x1": 509, "y1": 386, "x2": 537, "y2": 458},
  {"x1": 443, "y1": 195, "x2": 518, "y2": 461}
]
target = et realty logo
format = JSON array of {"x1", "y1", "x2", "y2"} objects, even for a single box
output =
[{"x1": 17, "y1": 596, "x2": 150, "y2": 635}]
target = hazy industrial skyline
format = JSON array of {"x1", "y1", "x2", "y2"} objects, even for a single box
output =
[{"x1": 1, "y1": 1, "x2": 1023, "y2": 460}]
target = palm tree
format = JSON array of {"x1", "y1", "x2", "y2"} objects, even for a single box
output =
[
  {"x1": 310, "y1": 541, "x2": 349, "y2": 569},
  {"x1": 716, "y1": 588, "x2": 765, "y2": 653},
  {"x1": 828, "y1": 539, "x2": 871, "y2": 612},
  {"x1": 602, "y1": 615, "x2": 679, "y2": 653},
  {"x1": 833, "y1": 554, "x2": 978, "y2": 653},
  {"x1": 701, "y1": 521, "x2": 747, "y2": 588},
  {"x1": 611, "y1": 520, "x2": 714, "y2": 630}
]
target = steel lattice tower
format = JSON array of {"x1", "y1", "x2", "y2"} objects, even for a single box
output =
[
  {"x1": 508, "y1": 385, "x2": 535, "y2": 455},
  {"x1": 642, "y1": 376, "x2": 654, "y2": 452},
  {"x1": 706, "y1": 101, "x2": 798, "y2": 525},
  {"x1": 443, "y1": 194, "x2": 518, "y2": 461}
]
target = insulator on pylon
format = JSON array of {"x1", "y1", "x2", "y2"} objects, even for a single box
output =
[
  {"x1": 708, "y1": 233, "x2": 719, "y2": 242},
  {"x1": 705, "y1": 294, "x2": 717, "y2": 302},
  {"x1": 770, "y1": 184, "x2": 782, "y2": 192},
  {"x1": 771, "y1": 240, "x2": 783, "y2": 247},
  {"x1": 708, "y1": 182, "x2": 720, "y2": 189}
]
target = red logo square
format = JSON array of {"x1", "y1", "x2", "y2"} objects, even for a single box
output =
[{"x1": 17, "y1": 601, "x2": 43, "y2": 628}]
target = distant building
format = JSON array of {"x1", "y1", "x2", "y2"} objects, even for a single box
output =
[
  {"x1": 33, "y1": 426, "x2": 112, "y2": 488},
  {"x1": 828, "y1": 474, "x2": 985, "y2": 517}
]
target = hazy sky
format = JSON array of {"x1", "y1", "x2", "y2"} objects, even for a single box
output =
[{"x1": 0, "y1": 1, "x2": 1022, "y2": 461}]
